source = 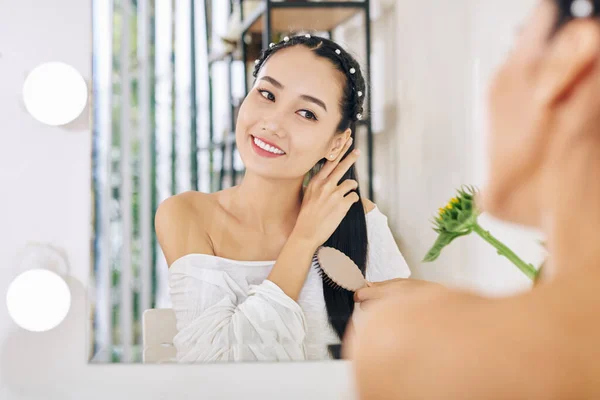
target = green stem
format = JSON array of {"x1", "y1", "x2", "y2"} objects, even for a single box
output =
[{"x1": 472, "y1": 222, "x2": 538, "y2": 281}]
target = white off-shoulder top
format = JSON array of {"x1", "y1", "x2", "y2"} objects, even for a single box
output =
[{"x1": 168, "y1": 207, "x2": 411, "y2": 362}]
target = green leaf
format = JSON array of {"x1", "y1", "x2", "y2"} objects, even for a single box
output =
[
  {"x1": 441, "y1": 212, "x2": 452, "y2": 223},
  {"x1": 463, "y1": 200, "x2": 473, "y2": 211},
  {"x1": 457, "y1": 210, "x2": 470, "y2": 224},
  {"x1": 446, "y1": 220, "x2": 460, "y2": 231}
]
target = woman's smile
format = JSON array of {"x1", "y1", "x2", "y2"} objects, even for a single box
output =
[{"x1": 250, "y1": 135, "x2": 287, "y2": 158}]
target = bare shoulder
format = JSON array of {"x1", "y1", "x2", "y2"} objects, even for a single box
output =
[
  {"x1": 352, "y1": 289, "x2": 576, "y2": 399},
  {"x1": 155, "y1": 191, "x2": 217, "y2": 266},
  {"x1": 155, "y1": 190, "x2": 213, "y2": 225},
  {"x1": 361, "y1": 198, "x2": 376, "y2": 214}
]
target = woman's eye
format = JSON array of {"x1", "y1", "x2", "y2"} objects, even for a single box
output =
[
  {"x1": 298, "y1": 110, "x2": 317, "y2": 121},
  {"x1": 257, "y1": 89, "x2": 317, "y2": 121},
  {"x1": 258, "y1": 89, "x2": 275, "y2": 101}
]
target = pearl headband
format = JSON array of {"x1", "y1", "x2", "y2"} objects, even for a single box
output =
[{"x1": 255, "y1": 34, "x2": 365, "y2": 121}]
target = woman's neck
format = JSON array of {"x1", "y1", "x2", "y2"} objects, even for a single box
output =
[
  {"x1": 541, "y1": 141, "x2": 600, "y2": 282},
  {"x1": 228, "y1": 171, "x2": 304, "y2": 235}
]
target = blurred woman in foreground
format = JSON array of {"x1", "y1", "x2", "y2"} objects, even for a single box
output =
[{"x1": 348, "y1": 1, "x2": 600, "y2": 398}]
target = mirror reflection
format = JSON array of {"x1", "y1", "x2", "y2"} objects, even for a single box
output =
[
  {"x1": 90, "y1": 0, "x2": 391, "y2": 364},
  {"x1": 89, "y1": 0, "x2": 543, "y2": 364}
]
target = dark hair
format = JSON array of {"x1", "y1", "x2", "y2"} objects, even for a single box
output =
[
  {"x1": 554, "y1": 0, "x2": 600, "y2": 31},
  {"x1": 253, "y1": 35, "x2": 368, "y2": 346}
]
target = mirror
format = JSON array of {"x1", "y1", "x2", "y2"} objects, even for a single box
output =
[{"x1": 89, "y1": 0, "x2": 543, "y2": 364}]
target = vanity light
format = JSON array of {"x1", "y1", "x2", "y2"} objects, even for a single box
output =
[
  {"x1": 22, "y1": 62, "x2": 88, "y2": 126},
  {"x1": 5, "y1": 244, "x2": 72, "y2": 332}
]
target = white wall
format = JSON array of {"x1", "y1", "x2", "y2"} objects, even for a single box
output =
[
  {"x1": 333, "y1": 0, "x2": 469, "y2": 287},
  {"x1": 0, "y1": 0, "x2": 541, "y2": 399},
  {"x1": 364, "y1": 0, "x2": 545, "y2": 296},
  {"x1": 377, "y1": 0, "x2": 474, "y2": 288}
]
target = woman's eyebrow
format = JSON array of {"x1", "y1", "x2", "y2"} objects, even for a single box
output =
[
  {"x1": 299, "y1": 94, "x2": 327, "y2": 112},
  {"x1": 259, "y1": 75, "x2": 284, "y2": 89},
  {"x1": 259, "y1": 75, "x2": 328, "y2": 112}
]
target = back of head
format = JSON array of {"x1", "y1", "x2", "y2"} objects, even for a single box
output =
[
  {"x1": 482, "y1": 0, "x2": 600, "y2": 232},
  {"x1": 554, "y1": 0, "x2": 600, "y2": 30}
]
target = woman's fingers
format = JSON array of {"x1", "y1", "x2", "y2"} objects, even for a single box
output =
[
  {"x1": 343, "y1": 191, "x2": 360, "y2": 209},
  {"x1": 354, "y1": 286, "x2": 384, "y2": 303},
  {"x1": 328, "y1": 149, "x2": 360, "y2": 184},
  {"x1": 354, "y1": 279, "x2": 412, "y2": 302},
  {"x1": 336, "y1": 179, "x2": 359, "y2": 196},
  {"x1": 315, "y1": 138, "x2": 353, "y2": 179}
]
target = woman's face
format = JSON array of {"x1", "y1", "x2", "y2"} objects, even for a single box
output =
[
  {"x1": 482, "y1": 0, "x2": 600, "y2": 227},
  {"x1": 236, "y1": 46, "x2": 351, "y2": 181}
]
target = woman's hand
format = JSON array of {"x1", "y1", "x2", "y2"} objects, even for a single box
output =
[
  {"x1": 292, "y1": 138, "x2": 360, "y2": 250},
  {"x1": 354, "y1": 278, "x2": 445, "y2": 311}
]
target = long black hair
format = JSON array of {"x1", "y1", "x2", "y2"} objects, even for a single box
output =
[
  {"x1": 252, "y1": 35, "x2": 368, "y2": 345},
  {"x1": 554, "y1": 0, "x2": 600, "y2": 31}
]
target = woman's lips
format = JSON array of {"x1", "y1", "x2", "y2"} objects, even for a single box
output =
[{"x1": 250, "y1": 135, "x2": 286, "y2": 158}]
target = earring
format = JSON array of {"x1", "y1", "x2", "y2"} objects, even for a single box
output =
[
  {"x1": 329, "y1": 153, "x2": 335, "y2": 159},
  {"x1": 571, "y1": 0, "x2": 594, "y2": 18}
]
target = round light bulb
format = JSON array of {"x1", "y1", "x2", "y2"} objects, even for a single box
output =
[
  {"x1": 22, "y1": 62, "x2": 88, "y2": 126},
  {"x1": 6, "y1": 269, "x2": 71, "y2": 332}
]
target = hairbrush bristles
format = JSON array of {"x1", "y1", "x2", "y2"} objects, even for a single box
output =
[
  {"x1": 316, "y1": 264, "x2": 344, "y2": 291},
  {"x1": 313, "y1": 253, "x2": 344, "y2": 290}
]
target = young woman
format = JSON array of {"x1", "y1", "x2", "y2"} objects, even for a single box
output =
[
  {"x1": 155, "y1": 35, "x2": 412, "y2": 362},
  {"x1": 349, "y1": 0, "x2": 600, "y2": 398}
]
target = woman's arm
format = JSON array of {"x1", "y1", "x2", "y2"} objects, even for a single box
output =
[
  {"x1": 266, "y1": 199, "x2": 377, "y2": 300},
  {"x1": 157, "y1": 194, "x2": 307, "y2": 362},
  {"x1": 267, "y1": 143, "x2": 361, "y2": 300},
  {"x1": 170, "y1": 266, "x2": 308, "y2": 362},
  {"x1": 265, "y1": 233, "x2": 320, "y2": 301}
]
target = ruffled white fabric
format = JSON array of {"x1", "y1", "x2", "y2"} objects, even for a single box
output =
[{"x1": 168, "y1": 207, "x2": 411, "y2": 362}]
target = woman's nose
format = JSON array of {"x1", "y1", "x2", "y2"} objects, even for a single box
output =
[
  {"x1": 263, "y1": 120, "x2": 280, "y2": 132},
  {"x1": 261, "y1": 114, "x2": 285, "y2": 136}
]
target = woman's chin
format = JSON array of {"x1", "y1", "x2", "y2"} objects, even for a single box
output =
[
  {"x1": 239, "y1": 147, "x2": 309, "y2": 182},
  {"x1": 245, "y1": 164, "x2": 285, "y2": 179},
  {"x1": 243, "y1": 163, "x2": 307, "y2": 183}
]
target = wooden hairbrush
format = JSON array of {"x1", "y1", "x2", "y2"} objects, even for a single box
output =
[{"x1": 314, "y1": 246, "x2": 371, "y2": 292}]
